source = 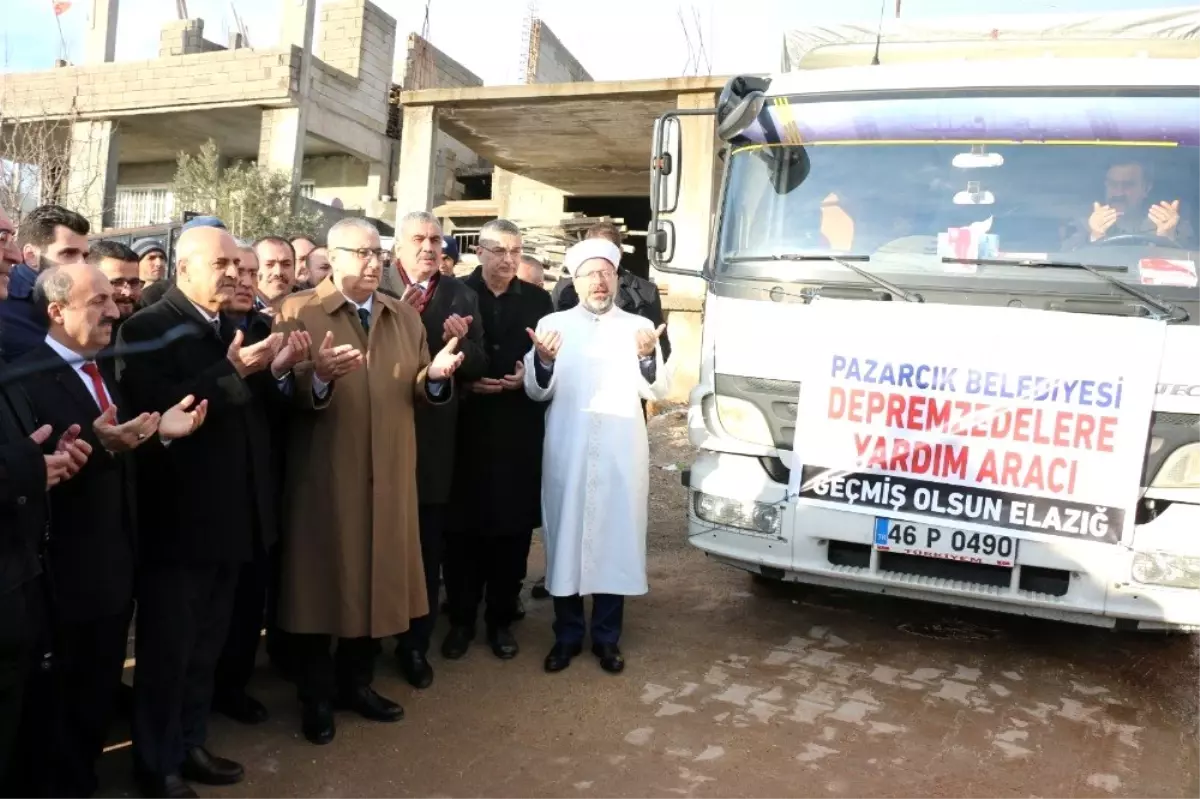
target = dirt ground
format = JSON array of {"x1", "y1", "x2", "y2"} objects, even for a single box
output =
[{"x1": 100, "y1": 408, "x2": 1199, "y2": 797}]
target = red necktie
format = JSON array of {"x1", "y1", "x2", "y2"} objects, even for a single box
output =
[{"x1": 80, "y1": 362, "x2": 111, "y2": 413}]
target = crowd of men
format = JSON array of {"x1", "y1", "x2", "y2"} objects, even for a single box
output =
[{"x1": 0, "y1": 201, "x2": 670, "y2": 799}]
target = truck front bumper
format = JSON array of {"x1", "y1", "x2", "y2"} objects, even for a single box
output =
[{"x1": 686, "y1": 450, "x2": 1200, "y2": 631}]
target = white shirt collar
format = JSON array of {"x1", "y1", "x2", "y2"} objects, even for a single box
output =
[
  {"x1": 43, "y1": 333, "x2": 90, "y2": 367},
  {"x1": 345, "y1": 293, "x2": 373, "y2": 313},
  {"x1": 189, "y1": 299, "x2": 220, "y2": 323}
]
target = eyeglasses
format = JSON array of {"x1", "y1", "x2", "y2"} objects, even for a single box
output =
[
  {"x1": 480, "y1": 246, "x2": 523, "y2": 259},
  {"x1": 333, "y1": 247, "x2": 388, "y2": 261},
  {"x1": 577, "y1": 268, "x2": 616, "y2": 281},
  {"x1": 109, "y1": 278, "x2": 144, "y2": 290}
]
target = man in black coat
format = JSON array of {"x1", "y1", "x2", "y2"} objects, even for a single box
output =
[
  {"x1": 382, "y1": 212, "x2": 487, "y2": 688},
  {"x1": 211, "y1": 244, "x2": 292, "y2": 724},
  {"x1": 12, "y1": 262, "x2": 206, "y2": 797},
  {"x1": 0, "y1": 223, "x2": 91, "y2": 793},
  {"x1": 442, "y1": 219, "x2": 553, "y2": 662},
  {"x1": 115, "y1": 225, "x2": 294, "y2": 799}
]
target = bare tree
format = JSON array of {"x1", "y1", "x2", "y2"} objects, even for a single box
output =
[{"x1": 0, "y1": 71, "x2": 107, "y2": 224}]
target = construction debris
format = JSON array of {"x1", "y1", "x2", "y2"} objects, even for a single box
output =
[{"x1": 518, "y1": 214, "x2": 632, "y2": 276}]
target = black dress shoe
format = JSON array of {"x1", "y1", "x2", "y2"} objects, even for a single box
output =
[
  {"x1": 396, "y1": 648, "x2": 434, "y2": 689},
  {"x1": 487, "y1": 626, "x2": 519, "y2": 659},
  {"x1": 544, "y1": 641, "x2": 583, "y2": 672},
  {"x1": 337, "y1": 685, "x2": 404, "y2": 722},
  {"x1": 180, "y1": 746, "x2": 244, "y2": 786},
  {"x1": 302, "y1": 700, "x2": 336, "y2": 745},
  {"x1": 514, "y1": 596, "x2": 527, "y2": 620},
  {"x1": 137, "y1": 773, "x2": 198, "y2": 798},
  {"x1": 213, "y1": 691, "x2": 269, "y2": 724},
  {"x1": 531, "y1": 579, "x2": 550, "y2": 599},
  {"x1": 441, "y1": 625, "x2": 474, "y2": 659},
  {"x1": 592, "y1": 642, "x2": 626, "y2": 674}
]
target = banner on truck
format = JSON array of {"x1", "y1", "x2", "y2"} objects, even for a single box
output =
[{"x1": 788, "y1": 299, "x2": 1166, "y2": 545}]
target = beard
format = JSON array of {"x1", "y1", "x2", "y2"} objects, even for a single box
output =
[{"x1": 583, "y1": 294, "x2": 614, "y2": 314}]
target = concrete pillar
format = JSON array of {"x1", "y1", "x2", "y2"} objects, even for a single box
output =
[
  {"x1": 281, "y1": 0, "x2": 317, "y2": 51},
  {"x1": 259, "y1": 107, "x2": 307, "y2": 206},
  {"x1": 655, "y1": 91, "x2": 720, "y2": 401},
  {"x1": 66, "y1": 120, "x2": 119, "y2": 231},
  {"x1": 87, "y1": 0, "x2": 120, "y2": 63},
  {"x1": 394, "y1": 105, "x2": 438, "y2": 219},
  {"x1": 274, "y1": 0, "x2": 315, "y2": 210},
  {"x1": 366, "y1": 160, "x2": 387, "y2": 203},
  {"x1": 492, "y1": 167, "x2": 565, "y2": 224}
]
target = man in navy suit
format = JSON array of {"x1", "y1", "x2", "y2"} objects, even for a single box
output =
[
  {"x1": 0, "y1": 209, "x2": 92, "y2": 793},
  {"x1": 12, "y1": 262, "x2": 206, "y2": 797}
]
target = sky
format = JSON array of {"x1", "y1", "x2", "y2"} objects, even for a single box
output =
[{"x1": 0, "y1": 0, "x2": 1188, "y2": 84}]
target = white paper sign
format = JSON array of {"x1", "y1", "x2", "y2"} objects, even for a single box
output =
[{"x1": 788, "y1": 299, "x2": 1167, "y2": 546}]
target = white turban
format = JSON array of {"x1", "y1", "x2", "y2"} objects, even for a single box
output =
[{"x1": 564, "y1": 238, "x2": 621, "y2": 278}]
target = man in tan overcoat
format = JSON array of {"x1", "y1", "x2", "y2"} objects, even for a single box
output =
[{"x1": 272, "y1": 217, "x2": 464, "y2": 746}]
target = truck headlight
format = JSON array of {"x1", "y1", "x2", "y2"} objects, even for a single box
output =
[
  {"x1": 1131, "y1": 551, "x2": 1200, "y2": 589},
  {"x1": 1151, "y1": 443, "x2": 1200, "y2": 489},
  {"x1": 714, "y1": 396, "x2": 774, "y2": 447},
  {"x1": 694, "y1": 491, "x2": 782, "y2": 535}
]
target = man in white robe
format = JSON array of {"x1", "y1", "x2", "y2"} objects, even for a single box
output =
[{"x1": 523, "y1": 238, "x2": 669, "y2": 674}]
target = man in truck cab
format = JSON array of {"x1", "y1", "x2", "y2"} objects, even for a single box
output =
[{"x1": 1069, "y1": 161, "x2": 1192, "y2": 247}]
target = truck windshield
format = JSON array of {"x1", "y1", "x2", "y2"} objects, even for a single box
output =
[{"x1": 717, "y1": 91, "x2": 1199, "y2": 293}]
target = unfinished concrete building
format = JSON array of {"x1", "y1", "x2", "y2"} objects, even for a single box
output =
[
  {"x1": 396, "y1": 14, "x2": 724, "y2": 401},
  {"x1": 2, "y1": 5, "x2": 718, "y2": 398},
  {"x1": 0, "y1": 0, "x2": 492, "y2": 236}
]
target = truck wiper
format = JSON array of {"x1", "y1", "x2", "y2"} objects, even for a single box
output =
[
  {"x1": 725, "y1": 253, "x2": 924, "y2": 302},
  {"x1": 942, "y1": 257, "x2": 1189, "y2": 323}
]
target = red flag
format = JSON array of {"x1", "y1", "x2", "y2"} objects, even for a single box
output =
[{"x1": 53, "y1": 0, "x2": 71, "y2": 15}]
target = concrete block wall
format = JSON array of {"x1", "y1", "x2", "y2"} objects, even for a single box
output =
[
  {"x1": 312, "y1": 0, "x2": 396, "y2": 135},
  {"x1": 525, "y1": 19, "x2": 593, "y2": 84},
  {"x1": 395, "y1": 33, "x2": 483, "y2": 91},
  {"x1": 0, "y1": 49, "x2": 299, "y2": 119},
  {"x1": 158, "y1": 19, "x2": 225, "y2": 58}
]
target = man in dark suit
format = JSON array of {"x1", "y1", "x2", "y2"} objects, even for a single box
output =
[
  {"x1": 211, "y1": 244, "x2": 290, "y2": 724},
  {"x1": 382, "y1": 212, "x2": 487, "y2": 688},
  {"x1": 13, "y1": 262, "x2": 206, "y2": 797},
  {"x1": 443, "y1": 219, "x2": 553, "y2": 662},
  {"x1": 0, "y1": 217, "x2": 91, "y2": 793},
  {"x1": 116, "y1": 225, "x2": 296, "y2": 799}
]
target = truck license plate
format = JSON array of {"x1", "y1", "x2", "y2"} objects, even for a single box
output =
[{"x1": 873, "y1": 518, "x2": 1017, "y2": 568}]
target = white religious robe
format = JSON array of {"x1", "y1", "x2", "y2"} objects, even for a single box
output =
[{"x1": 524, "y1": 304, "x2": 671, "y2": 597}]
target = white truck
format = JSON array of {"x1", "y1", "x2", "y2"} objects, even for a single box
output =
[{"x1": 648, "y1": 11, "x2": 1200, "y2": 630}]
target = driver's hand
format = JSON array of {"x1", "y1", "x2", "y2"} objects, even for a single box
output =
[
  {"x1": 1088, "y1": 202, "x2": 1121, "y2": 242},
  {"x1": 1148, "y1": 200, "x2": 1181, "y2": 239}
]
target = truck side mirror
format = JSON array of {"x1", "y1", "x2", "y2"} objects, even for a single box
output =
[
  {"x1": 651, "y1": 115, "x2": 682, "y2": 215},
  {"x1": 648, "y1": 219, "x2": 676, "y2": 264}
]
